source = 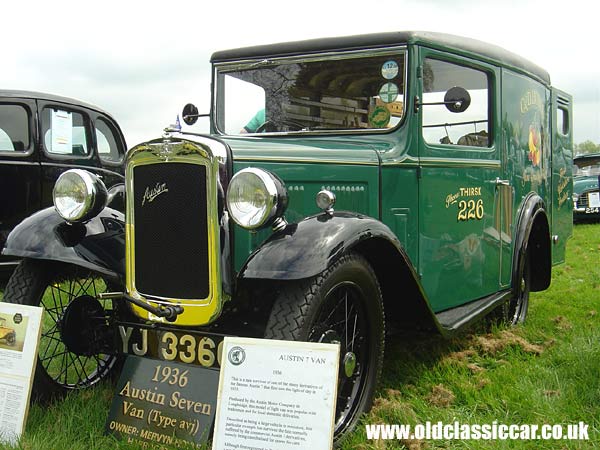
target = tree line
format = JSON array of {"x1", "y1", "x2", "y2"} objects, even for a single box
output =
[{"x1": 575, "y1": 140, "x2": 600, "y2": 154}]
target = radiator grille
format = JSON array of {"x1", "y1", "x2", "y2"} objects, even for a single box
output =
[{"x1": 133, "y1": 163, "x2": 209, "y2": 299}]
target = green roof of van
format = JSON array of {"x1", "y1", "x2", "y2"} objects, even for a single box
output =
[{"x1": 211, "y1": 31, "x2": 550, "y2": 85}]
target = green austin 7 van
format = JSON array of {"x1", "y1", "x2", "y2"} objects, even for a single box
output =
[{"x1": 2, "y1": 31, "x2": 573, "y2": 438}]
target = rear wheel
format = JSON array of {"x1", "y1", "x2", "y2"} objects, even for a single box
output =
[
  {"x1": 3, "y1": 259, "x2": 120, "y2": 401},
  {"x1": 264, "y1": 253, "x2": 384, "y2": 438},
  {"x1": 496, "y1": 254, "x2": 530, "y2": 326}
]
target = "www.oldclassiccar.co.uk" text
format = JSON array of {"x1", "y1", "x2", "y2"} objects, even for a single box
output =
[{"x1": 366, "y1": 421, "x2": 589, "y2": 441}]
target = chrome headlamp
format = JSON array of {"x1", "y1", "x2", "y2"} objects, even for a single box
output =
[
  {"x1": 53, "y1": 169, "x2": 108, "y2": 223},
  {"x1": 226, "y1": 168, "x2": 288, "y2": 230}
]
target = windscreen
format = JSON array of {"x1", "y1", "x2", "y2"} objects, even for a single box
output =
[{"x1": 215, "y1": 50, "x2": 406, "y2": 134}]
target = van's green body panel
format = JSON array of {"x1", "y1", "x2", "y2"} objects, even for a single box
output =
[{"x1": 220, "y1": 35, "x2": 572, "y2": 315}]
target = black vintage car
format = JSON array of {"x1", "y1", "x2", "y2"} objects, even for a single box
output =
[{"x1": 0, "y1": 90, "x2": 126, "y2": 277}]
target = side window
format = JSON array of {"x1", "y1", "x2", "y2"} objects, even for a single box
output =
[
  {"x1": 0, "y1": 104, "x2": 30, "y2": 152},
  {"x1": 557, "y1": 106, "x2": 569, "y2": 136},
  {"x1": 96, "y1": 118, "x2": 123, "y2": 162},
  {"x1": 422, "y1": 58, "x2": 490, "y2": 148},
  {"x1": 42, "y1": 107, "x2": 90, "y2": 156}
]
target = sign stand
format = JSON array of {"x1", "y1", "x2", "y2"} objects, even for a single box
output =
[{"x1": 0, "y1": 303, "x2": 43, "y2": 446}]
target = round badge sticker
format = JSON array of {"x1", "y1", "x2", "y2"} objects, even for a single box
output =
[
  {"x1": 369, "y1": 106, "x2": 391, "y2": 128},
  {"x1": 379, "y1": 82, "x2": 399, "y2": 103},
  {"x1": 228, "y1": 346, "x2": 246, "y2": 366},
  {"x1": 381, "y1": 60, "x2": 399, "y2": 80}
]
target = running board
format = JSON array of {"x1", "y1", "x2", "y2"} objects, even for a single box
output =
[{"x1": 435, "y1": 290, "x2": 511, "y2": 333}]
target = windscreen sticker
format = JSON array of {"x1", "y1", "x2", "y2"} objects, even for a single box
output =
[
  {"x1": 369, "y1": 106, "x2": 391, "y2": 128},
  {"x1": 378, "y1": 82, "x2": 399, "y2": 103},
  {"x1": 381, "y1": 60, "x2": 399, "y2": 80}
]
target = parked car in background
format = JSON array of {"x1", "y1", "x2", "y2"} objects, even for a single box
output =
[
  {"x1": 573, "y1": 153, "x2": 600, "y2": 222},
  {"x1": 0, "y1": 90, "x2": 126, "y2": 278}
]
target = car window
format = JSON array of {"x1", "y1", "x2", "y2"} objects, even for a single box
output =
[
  {"x1": 216, "y1": 51, "x2": 407, "y2": 134},
  {"x1": 95, "y1": 118, "x2": 123, "y2": 162},
  {"x1": 42, "y1": 107, "x2": 90, "y2": 156},
  {"x1": 0, "y1": 104, "x2": 30, "y2": 152},
  {"x1": 422, "y1": 58, "x2": 490, "y2": 148}
]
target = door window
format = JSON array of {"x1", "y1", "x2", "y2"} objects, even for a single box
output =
[
  {"x1": 96, "y1": 118, "x2": 123, "y2": 162},
  {"x1": 42, "y1": 107, "x2": 90, "y2": 156},
  {"x1": 0, "y1": 104, "x2": 30, "y2": 152},
  {"x1": 422, "y1": 59, "x2": 490, "y2": 148}
]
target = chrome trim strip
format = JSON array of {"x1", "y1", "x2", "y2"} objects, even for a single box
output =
[
  {"x1": 419, "y1": 157, "x2": 501, "y2": 169},
  {"x1": 233, "y1": 156, "x2": 380, "y2": 166}
]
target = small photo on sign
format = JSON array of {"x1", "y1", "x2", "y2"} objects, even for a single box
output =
[{"x1": 0, "y1": 312, "x2": 28, "y2": 353}]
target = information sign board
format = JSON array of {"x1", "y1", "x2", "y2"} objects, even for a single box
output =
[
  {"x1": 213, "y1": 337, "x2": 340, "y2": 450},
  {"x1": 105, "y1": 356, "x2": 219, "y2": 448},
  {"x1": 0, "y1": 303, "x2": 43, "y2": 446}
]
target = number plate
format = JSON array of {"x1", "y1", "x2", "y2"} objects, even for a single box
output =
[{"x1": 117, "y1": 324, "x2": 226, "y2": 369}]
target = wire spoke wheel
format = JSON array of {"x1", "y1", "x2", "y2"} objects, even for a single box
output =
[
  {"x1": 308, "y1": 282, "x2": 370, "y2": 428},
  {"x1": 39, "y1": 274, "x2": 115, "y2": 390},
  {"x1": 3, "y1": 259, "x2": 119, "y2": 400},
  {"x1": 264, "y1": 253, "x2": 384, "y2": 439}
]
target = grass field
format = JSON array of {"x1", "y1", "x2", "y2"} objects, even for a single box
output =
[{"x1": 0, "y1": 224, "x2": 598, "y2": 449}]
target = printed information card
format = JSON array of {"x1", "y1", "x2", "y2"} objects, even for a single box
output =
[
  {"x1": 0, "y1": 303, "x2": 43, "y2": 446},
  {"x1": 213, "y1": 337, "x2": 340, "y2": 450}
]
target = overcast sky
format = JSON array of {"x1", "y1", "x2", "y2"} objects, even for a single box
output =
[{"x1": 2, "y1": 0, "x2": 598, "y2": 147}]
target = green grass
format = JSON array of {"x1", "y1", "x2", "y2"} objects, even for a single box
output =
[{"x1": 1, "y1": 225, "x2": 599, "y2": 449}]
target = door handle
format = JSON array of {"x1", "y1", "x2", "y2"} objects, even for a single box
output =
[{"x1": 493, "y1": 177, "x2": 510, "y2": 186}]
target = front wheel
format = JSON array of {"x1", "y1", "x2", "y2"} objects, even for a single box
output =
[
  {"x1": 2, "y1": 259, "x2": 120, "y2": 401},
  {"x1": 264, "y1": 253, "x2": 385, "y2": 438}
]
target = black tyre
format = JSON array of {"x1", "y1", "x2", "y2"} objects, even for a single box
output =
[
  {"x1": 264, "y1": 253, "x2": 384, "y2": 438},
  {"x1": 3, "y1": 259, "x2": 119, "y2": 401},
  {"x1": 6, "y1": 332, "x2": 16, "y2": 345},
  {"x1": 497, "y1": 254, "x2": 530, "y2": 326}
]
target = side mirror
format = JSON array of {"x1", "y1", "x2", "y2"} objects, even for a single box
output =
[
  {"x1": 444, "y1": 87, "x2": 471, "y2": 113},
  {"x1": 414, "y1": 86, "x2": 471, "y2": 113},
  {"x1": 182, "y1": 103, "x2": 200, "y2": 125}
]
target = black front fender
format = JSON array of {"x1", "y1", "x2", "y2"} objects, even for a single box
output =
[
  {"x1": 240, "y1": 211, "x2": 405, "y2": 280},
  {"x1": 2, "y1": 207, "x2": 125, "y2": 280}
]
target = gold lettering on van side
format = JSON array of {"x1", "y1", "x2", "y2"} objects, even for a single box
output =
[
  {"x1": 445, "y1": 187, "x2": 482, "y2": 208},
  {"x1": 557, "y1": 167, "x2": 570, "y2": 208},
  {"x1": 521, "y1": 170, "x2": 545, "y2": 187},
  {"x1": 520, "y1": 90, "x2": 543, "y2": 114}
]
